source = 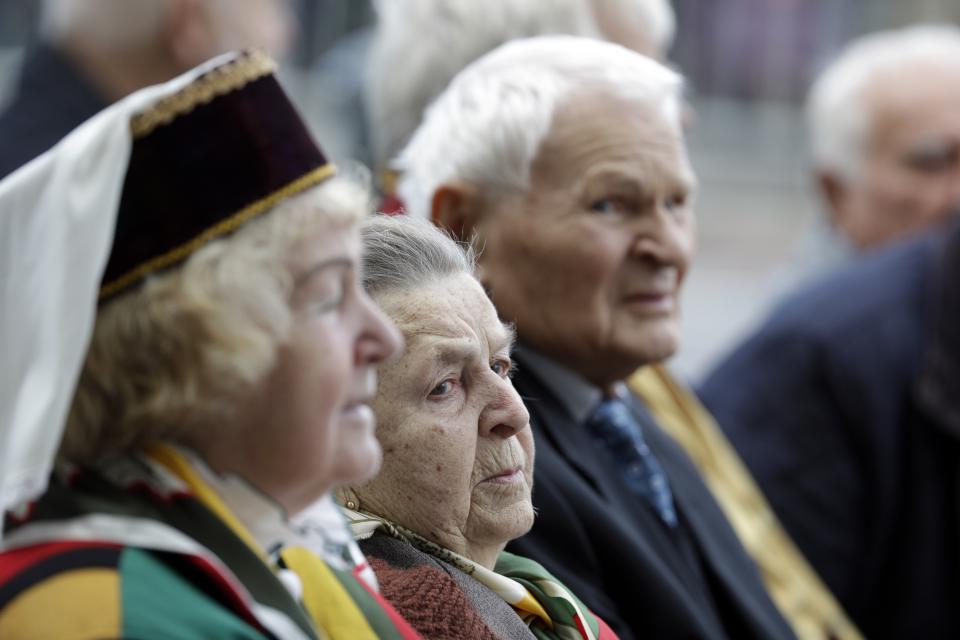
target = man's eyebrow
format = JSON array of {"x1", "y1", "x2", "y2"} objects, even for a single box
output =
[
  {"x1": 294, "y1": 257, "x2": 352, "y2": 287},
  {"x1": 491, "y1": 322, "x2": 517, "y2": 354}
]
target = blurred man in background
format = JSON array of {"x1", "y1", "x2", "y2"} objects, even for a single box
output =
[
  {"x1": 364, "y1": 0, "x2": 675, "y2": 200},
  {"x1": 701, "y1": 24, "x2": 960, "y2": 639},
  {"x1": 0, "y1": 0, "x2": 294, "y2": 179},
  {"x1": 789, "y1": 24, "x2": 960, "y2": 284}
]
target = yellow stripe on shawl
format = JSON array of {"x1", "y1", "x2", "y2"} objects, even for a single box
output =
[
  {"x1": 513, "y1": 592, "x2": 553, "y2": 629},
  {"x1": 445, "y1": 547, "x2": 552, "y2": 628},
  {"x1": 0, "y1": 569, "x2": 121, "y2": 638},
  {"x1": 145, "y1": 444, "x2": 267, "y2": 562},
  {"x1": 280, "y1": 546, "x2": 379, "y2": 640}
]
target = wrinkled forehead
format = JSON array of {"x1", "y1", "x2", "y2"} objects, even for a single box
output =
[
  {"x1": 381, "y1": 277, "x2": 514, "y2": 360},
  {"x1": 531, "y1": 91, "x2": 693, "y2": 190}
]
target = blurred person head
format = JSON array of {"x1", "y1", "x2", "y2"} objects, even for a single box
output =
[
  {"x1": 343, "y1": 215, "x2": 533, "y2": 570},
  {"x1": 62, "y1": 53, "x2": 403, "y2": 515},
  {"x1": 366, "y1": 0, "x2": 675, "y2": 173},
  {"x1": 808, "y1": 24, "x2": 960, "y2": 251},
  {"x1": 40, "y1": 0, "x2": 295, "y2": 102},
  {"x1": 397, "y1": 36, "x2": 696, "y2": 388}
]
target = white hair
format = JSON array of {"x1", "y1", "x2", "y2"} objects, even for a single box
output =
[
  {"x1": 808, "y1": 23, "x2": 960, "y2": 182},
  {"x1": 396, "y1": 35, "x2": 683, "y2": 220},
  {"x1": 360, "y1": 215, "x2": 475, "y2": 297},
  {"x1": 365, "y1": 0, "x2": 676, "y2": 170},
  {"x1": 41, "y1": 0, "x2": 170, "y2": 48}
]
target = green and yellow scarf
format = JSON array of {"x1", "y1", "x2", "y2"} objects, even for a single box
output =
[{"x1": 344, "y1": 508, "x2": 618, "y2": 640}]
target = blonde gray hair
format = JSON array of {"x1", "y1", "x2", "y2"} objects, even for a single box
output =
[{"x1": 61, "y1": 176, "x2": 371, "y2": 461}]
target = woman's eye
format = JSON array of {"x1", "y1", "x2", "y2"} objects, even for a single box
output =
[
  {"x1": 306, "y1": 293, "x2": 342, "y2": 315},
  {"x1": 304, "y1": 294, "x2": 343, "y2": 317},
  {"x1": 589, "y1": 199, "x2": 619, "y2": 214},
  {"x1": 429, "y1": 379, "x2": 458, "y2": 397},
  {"x1": 491, "y1": 359, "x2": 513, "y2": 378},
  {"x1": 296, "y1": 271, "x2": 348, "y2": 316}
]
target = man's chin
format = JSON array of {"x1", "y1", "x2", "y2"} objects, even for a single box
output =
[{"x1": 622, "y1": 331, "x2": 680, "y2": 368}]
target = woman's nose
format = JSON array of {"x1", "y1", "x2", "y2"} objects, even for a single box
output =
[{"x1": 480, "y1": 378, "x2": 530, "y2": 440}]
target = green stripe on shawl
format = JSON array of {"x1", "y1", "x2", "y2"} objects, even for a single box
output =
[
  {"x1": 496, "y1": 551, "x2": 601, "y2": 640},
  {"x1": 120, "y1": 548, "x2": 269, "y2": 639}
]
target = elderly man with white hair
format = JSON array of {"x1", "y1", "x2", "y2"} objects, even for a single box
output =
[
  {"x1": 701, "y1": 24, "x2": 960, "y2": 639},
  {"x1": 0, "y1": 0, "x2": 293, "y2": 179},
  {"x1": 396, "y1": 34, "x2": 797, "y2": 640},
  {"x1": 797, "y1": 24, "x2": 960, "y2": 278},
  {"x1": 365, "y1": 0, "x2": 675, "y2": 202}
]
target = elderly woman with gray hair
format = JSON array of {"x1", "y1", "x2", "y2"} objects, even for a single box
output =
[{"x1": 339, "y1": 214, "x2": 618, "y2": 640}]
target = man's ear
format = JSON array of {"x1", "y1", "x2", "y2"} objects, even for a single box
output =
[
  {"x1": 816, "y1": 170, "x2": 850, "y2": 231},
  {"x1": 430, "y1": 183, "x2": 482, "y2": 243}
]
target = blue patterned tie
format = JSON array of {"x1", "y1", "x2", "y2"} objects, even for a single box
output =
[{"x1": 585, "y1": 397, "x2": 678, "y2": 528}]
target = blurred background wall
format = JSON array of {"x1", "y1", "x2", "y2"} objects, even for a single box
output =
[{"x1": 2, "y1": 0, "x2": 958, "y2": 379}]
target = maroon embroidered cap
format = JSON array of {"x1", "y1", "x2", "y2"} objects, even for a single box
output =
[{"x1": 99, "y1": 51, "x2": 333, "y2": 301}]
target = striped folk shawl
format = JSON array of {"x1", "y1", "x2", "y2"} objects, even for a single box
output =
[
  {"x1": 0, "y1": 446, "x2": 420, "y2": 640},
  {"x1": 344, "y1": 508, "x2": 618, "y2": 640}
]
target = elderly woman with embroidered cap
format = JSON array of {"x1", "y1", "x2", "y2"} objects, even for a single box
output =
[
  {"x1": 337, "y1": 214, "x2": 618, "y2": 640},
  {"x1": 0, "y1": 52, "x2": 419, "y2": 640}
]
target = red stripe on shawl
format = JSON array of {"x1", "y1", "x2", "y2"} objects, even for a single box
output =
[
  {"x1": 351, "y1": 563, "x2": 423, "y2": 639},
  {"x1": 0, "y1": 541, "x2": 121, "y2": 583},
  {"x1": 574, "y1": 613, "x2": 589, "y2": 639},
  {"x1": 595, "y1": 613, "x2": 620, "y2": 640},
  {"x1": 184, "y1": 554, "x2": 269, "y2": 635},
  {"x1": 126, "y1": 479, "x2": 193, "y2": 503}
]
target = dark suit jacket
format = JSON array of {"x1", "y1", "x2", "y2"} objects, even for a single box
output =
[
  {"x1": 0, "y1": 43, "x2": 106, "y2": 179},
  {"x1": 700, "y1": 228, "x2": 960, "y2": 639},
  {"x1": 506, "y1": 354, "x2": 795, "y2": 640}
]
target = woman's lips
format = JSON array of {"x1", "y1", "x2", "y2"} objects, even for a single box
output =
[
  {"x1": 341, "y1": 402, "x2": 374, "y2": 425},
  {"x1": 622, "y1": 292, "x2": 675, "y2": 314},
  {"x1": 483, "y1": 468, "x2": 524, "y2": 484}
]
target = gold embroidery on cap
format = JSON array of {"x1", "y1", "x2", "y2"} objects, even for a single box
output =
[
  {"x1": 99, "y1": 163, "x2": 336, "y2": 300},
  {"x1": 130, "y1": 50, "x2": 277, "y2": 139}
]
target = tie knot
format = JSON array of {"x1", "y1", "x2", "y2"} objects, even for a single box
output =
[
  {"x1": 585, "y1": 397, "x2": 642, "y2": 446},
  {"x1": 586, "y1": 397, "x2": 632, "y2": 428},
  {"x1": 584, "y1": 395, "x2": 678, "y2": 528}
]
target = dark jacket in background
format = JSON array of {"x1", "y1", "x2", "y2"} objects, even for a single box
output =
[
  {"x1": 507, "y1": 351, "x2": 796, "y2": 640},
  {"x1": 700, "y1": 227, "x2": 960, "y2": 639},
  {"x1": 0, "y1": 43, "x2": 106, "y2": 179}
]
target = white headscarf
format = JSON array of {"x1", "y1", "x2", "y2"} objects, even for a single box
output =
[{"x1": 0, "y1": 52, "x2": 241, "y2": 532}]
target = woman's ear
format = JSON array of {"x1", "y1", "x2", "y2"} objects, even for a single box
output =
[{"x1": 430, "y1": 183, "x2": 482, "y2": 243}]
